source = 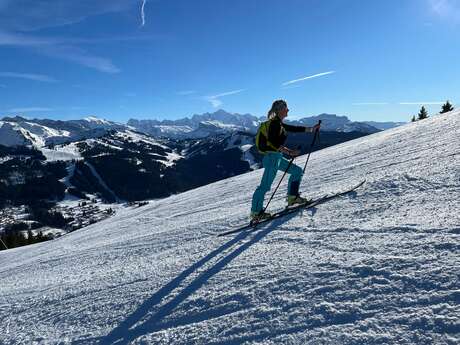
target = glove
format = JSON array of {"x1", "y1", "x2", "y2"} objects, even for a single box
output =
[
  {"x1": 307, "y1": 123, "x2": 321, "y2": 132},
  {"x1": 279, "y1": 146, "x2": 300, "y2": 157}
]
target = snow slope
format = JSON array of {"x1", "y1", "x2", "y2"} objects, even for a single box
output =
[{"x1": 1, "y1": 111, "x2": 459, "y2": 344}]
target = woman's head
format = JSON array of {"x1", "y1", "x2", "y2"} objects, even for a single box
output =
[{"x1": 267, "y1": 99, "x2": 289, "y2": 120}]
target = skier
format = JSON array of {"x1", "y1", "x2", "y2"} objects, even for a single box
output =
[{"x1": 251, "y1": 99, "x2": 320, "y2": 222}]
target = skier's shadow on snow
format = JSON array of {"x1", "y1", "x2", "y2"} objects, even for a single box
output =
[
  {"x1": 347, "y1": 191, "x2": 358, "y2": 199},
  {"x1": 96, "y1": 214, "x2": 295, "y2": 345}
]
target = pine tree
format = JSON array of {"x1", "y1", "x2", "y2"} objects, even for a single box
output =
[
  {"x1": 440, "y1": 101, "x2": 454, "y2": 114},
  {"x1": 411, "y1": 115, "x2": 416, "y2": 122},
  {"x1": 418, "y1": 106, "x2": 428, "y2": 120}
]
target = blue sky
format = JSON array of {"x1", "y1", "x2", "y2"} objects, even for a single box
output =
[{"x1": 0, "y1": 0, "x2": 459, "y2": 122}]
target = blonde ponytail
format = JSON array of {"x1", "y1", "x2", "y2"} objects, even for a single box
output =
[{"x1": 267, "y1": 99, "x2": 287, "y2": 119}]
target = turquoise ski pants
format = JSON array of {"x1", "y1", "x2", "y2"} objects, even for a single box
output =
[{"x1": 251, "y1": 152, "x2": 303, "y2": 213}]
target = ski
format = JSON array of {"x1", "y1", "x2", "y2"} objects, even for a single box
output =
[{"x1": 217, "y1": 180, "x2": 366, "y2": 237}]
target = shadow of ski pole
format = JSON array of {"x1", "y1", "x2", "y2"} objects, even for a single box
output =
[{"x1": 96, "y1": 215, "x2": 294, "y2": 345}]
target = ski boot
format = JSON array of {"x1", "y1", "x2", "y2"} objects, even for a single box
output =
[
  {"x1": 287, "y1": 194, "x2": 312, "y2": 207},
  {"x1": 250, "y1": 211, "x2": 272, "y2": 225}
]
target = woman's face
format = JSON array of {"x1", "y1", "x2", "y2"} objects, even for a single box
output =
[{"x1": 278, "y1": 106, "x2": 289, "y2": 120}]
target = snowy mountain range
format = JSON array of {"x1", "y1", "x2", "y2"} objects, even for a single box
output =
[
  {"x1": 128, "y1": 110, "x2": 404, "y2": 139},
  {"x1": 127, "y1": 110, "x2": 259, "y2": 139},
  {"x1": 0, "y1": 127, "x2": 254, "y2": 200},
  {"x1": 0, "y1": 110, "x2": 402, "y2": 147},
  {"x1": 0, "y1": 113, "x2": 371, "y2": 205},
  {"x1": 0, "y1": 115, "x2": 125, "y2": 147},
  {"x1": 1, "y1": 109, "x2": 458, "y2": 344}
]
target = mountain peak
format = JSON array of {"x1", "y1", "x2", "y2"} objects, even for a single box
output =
[
  {"x1": 83, "y1": 116, "x2": 111, "y2": 124},
  {"x1": 1, "y1": 115, "x2": 29, "y2": 122}
]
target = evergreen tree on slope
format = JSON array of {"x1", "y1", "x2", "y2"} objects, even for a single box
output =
[
  {"x1": 418, "y1": 106, "x2": 429, "y2": 120},
  {"x1": 440, "y1": 101, "x2": 454, "y2": 114}
]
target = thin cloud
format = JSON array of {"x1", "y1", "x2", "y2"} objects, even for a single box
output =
[
  {"x1": 0, "y1": 30, "x2": 162, "y2": 46},
  {"x1": 208, "y1": 98, "x2": 223, "y2": 108},
  {"x1": 0, "y1": 72, "x2": 58, "y2": 83},
  {"x1": 177, "y1": 90, "x2": 197, "y2": 96},
  {"x1": 282, "y1": 71, "x2": 335, "y2": 86},
  {"x1": 428, "y1": 0, "x2": 460, "y2": 23},
  {"x1": 0, "y1": 31, "x2": 120, "y2": 74},
  {"x1": 7, "y1": 107, "x2": 54, "y2": 113},
  {"x1": 204, "y1": 89, "x2": 245, "y2": 108},
  {"x1": 399, "y1": 102, "x2": 444, "y2": 105},
  {"x1": 0, "y1": 31, "x2": 53, "y2": 46},
  {"x1": 43, "y1": 45, "x2": 120, "y2": 74},
  {"x1": 0, "y1": 1, "x2": 134, "y2": 32},
  {"x1": 352, "y1": 102, "x2": 389, "y2": 105}
]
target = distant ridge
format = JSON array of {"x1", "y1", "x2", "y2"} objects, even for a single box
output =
[
  {"x1": 128, "y1": 109, "x2": 404, "y2": 139},
  {"x1": 1, "y1": 110, "x2": 404, "y2": 144}
]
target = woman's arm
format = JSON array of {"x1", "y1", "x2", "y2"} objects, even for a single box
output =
[
  {"x1": 283, "y1": 122, "x2": 321, "y2": 133},
  {"x1": 282, "y1": 123, "x2": 307, "y2": 133}
]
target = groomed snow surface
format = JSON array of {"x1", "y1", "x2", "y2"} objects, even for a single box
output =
[{"x1": 1, "y1": 111, "x2": 459, "y2": 344}]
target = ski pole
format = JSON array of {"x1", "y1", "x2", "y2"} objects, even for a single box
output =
[{"x1": 302, "y1": 120, "x2": 321, "y2": 174}]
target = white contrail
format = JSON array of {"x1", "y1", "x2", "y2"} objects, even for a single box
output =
[
  {"x1": 210, "y1": 89, "x2": 245, "y2": 98},
  {"x1": 141, "y1": 0, "x2": 147, "y2": 27},
  {"x1": 0, "y1": 72, "x2": 58, "y2": 82},
  {"x1": 205, "y1": 89, "x2": 245, "y2": 108},
  {"x1": 352, "y1": 102, "x2": 389, "y2": 105},
  {"x1": 400, "y1": 101, "x2": 444, "y2": 105},
  {"x1": 282, "y1": 71, "x2": 335, "y2": 86}
]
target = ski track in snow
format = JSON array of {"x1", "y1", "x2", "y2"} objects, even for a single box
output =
[{"x1": 0, "y1": 111, "x2": 459, "y2": 344}]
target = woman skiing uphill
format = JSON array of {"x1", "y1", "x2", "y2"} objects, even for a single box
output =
[{"x1": 251, "y1": 99, "x2": 320, "y2": 222}]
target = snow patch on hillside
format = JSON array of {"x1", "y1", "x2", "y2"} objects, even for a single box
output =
[
  {"x1": 0, "y1": 121, "x2": 29, "y2": 146},
  {"x1": 41, "y1": 143, "x2": 82, "y2": 161}
]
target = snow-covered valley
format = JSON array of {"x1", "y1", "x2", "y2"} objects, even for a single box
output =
[{"x1": 0, "y1": 110, "x2": 459, "y2": 344}]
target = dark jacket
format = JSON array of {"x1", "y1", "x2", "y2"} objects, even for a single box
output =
[{"x1": 258, "y1": 116, "x2": 305, "y2": 153}]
